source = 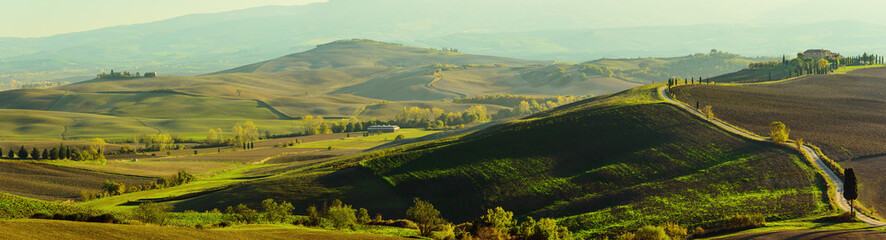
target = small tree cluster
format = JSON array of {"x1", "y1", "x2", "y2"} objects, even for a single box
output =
[
  {"x1": 769, "y1": 121, "x2": 790, "y2": 142},
  {"x1": 454, "y1": 206, "x2": 573, "y2": 240},
  {"x1": 83, "y1": 170, "x2": 196, "y2": 201},
  {"x1": 301, "y1": 199, "x2": 364, "y2": 230},
  {"x1": 618, "y1": 222, "x2": 687, "y2": 240},
  {"x1": 223, "y1": 199, "x2": 295, "y2": 224}
]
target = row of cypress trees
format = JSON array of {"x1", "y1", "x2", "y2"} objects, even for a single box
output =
[{"x1": 0, "y1": 145, "x2": 78, "y2": 160}]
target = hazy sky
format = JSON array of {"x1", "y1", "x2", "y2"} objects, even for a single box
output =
[
  {"x1": 0, "y1": 0, "x2": 327, "y2": 38},
  {"x1": 2, "y1": 0, "x2": 883, "y2": 38}
]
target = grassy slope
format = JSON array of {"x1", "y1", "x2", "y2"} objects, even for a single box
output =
[
  {"x1": 0, "y1": 89, "x2": 281, "y2": 119},
  {"x1": 170, "y1": 84, "x2": 829, "y2": 238},
  {"x1": 0, "y1": 109, "x2": 301, "y2": 140},
  {"x1": 0, "y1": 193, "x2": 98, "y2": 219},
  {"x1": 0, "y1": 219, "x2": 407, "y2": 240}
]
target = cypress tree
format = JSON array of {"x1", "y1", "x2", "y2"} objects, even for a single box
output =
[
  {"x1": 844, "y1": 168, "x2": 858, "y2": 216},
  {"x1": 50, "y1": 148, "x2": 58, "y2": 160},
  {"x1": 0, "y1": 147, "x2": 3, "y2": 158},
  {"x1": 18, "y1": 146, "x2": 28, "y2": 160},
  {"x1": 8, "y1": 150, "x2": 14, "y2": 159},
  {"x1": 41, "y1": 149, "x2": 48, "y2": 160},
  {"x1": 31, "y1": 147, "x2": 39, "y2": 160}
]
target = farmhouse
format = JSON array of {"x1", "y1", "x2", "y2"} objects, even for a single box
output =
[
  {"x1": 368, "y1": 125, "x2": 400, "y2": 133},
  {"x1": 803, "y1": 49, "x2": 842, "y2": 60}
]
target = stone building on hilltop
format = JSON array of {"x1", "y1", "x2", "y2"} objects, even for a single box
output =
[{"x1": 803, "y1": 49, "x2": 842, "y2": 60}]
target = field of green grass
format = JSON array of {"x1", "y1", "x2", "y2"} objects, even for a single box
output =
[
  {"x1": 0, "y1": 89, "x2": 282, "y2": 119},
  {"x1": 833, "y1": 64, "x2": 885, "y2": 74},
  {"x1": 0, "y1": 193, "x2": 99, "y2": 219}
]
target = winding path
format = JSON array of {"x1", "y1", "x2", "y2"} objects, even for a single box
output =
[{"x1": 657, "y1": 86, "x2": 886, "y2": 227}]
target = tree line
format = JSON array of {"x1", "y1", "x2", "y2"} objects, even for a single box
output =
[
  {"x1": 132, "y1": 197, "x2": 573, "y2": 240},
  {"x1": 0, "y1": 140, "x2": 106, "y2": 163},
  {"x1": 452, "y1": 94, "x2": 582, "y2": 109},
  {"x1": 81, "y1": 170, "x2": 196, "y2": 201}
]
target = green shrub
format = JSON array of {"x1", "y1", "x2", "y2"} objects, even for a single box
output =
[
  {"x1": 395, "y1": 134, "x2": 405, "y2": 140},
  {"x1": 327, "y1": 200, "x2": 357, "y2": 229},
  {"x1": 357, "y1": 208, "x2": 370, "y2": 224},
  {"x1": 478, "y1": 207, "x2": 515, "y2": 234},
  {"x1": 306, "y1": 205, "x2": 322, "y2": 226},
  {"x1": 514, "y1": 216, "x2": 573, "y2": 240},
  {"x1": 132, "y1": 202, "x2": 172, "y2": 225},
  {"x1": 635, "y1": 225, "x2": 670, "y2": 240},
  {"x1": 616, "y1": 232, "x2": 637, "y2": 240},
  {"x1": 261, "y1": 199, "x2": 294, "y2": 223},
  {"x1": 721, "y1": 214, "x2": 765, "y2": 230},
  {"x1": 406, "y1": 198, "x2": 446, "y2": 237},
  {"x1": 660, "y1": 222, "x2": 687, "y2": 240},
  {"x1": 224, "y1": 204, "x2": 261, "y2": 224}
]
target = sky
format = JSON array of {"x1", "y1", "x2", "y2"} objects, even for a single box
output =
[
  {"x1": 1, "y1": 0, "x2": 883, "y2": 38},
  {"x1": 0, "y1": 0, "x2": 328, "y2": 38}
]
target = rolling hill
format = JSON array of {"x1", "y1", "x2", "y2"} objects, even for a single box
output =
[
  {"x1": 0, "y1": 40, "x2": 633, "y2": 125},
  {"x1": 170, "y1": 84, "x2": 830, "y2": 238},
  {"x1": 671, "y1": 66, "x2": 886, "y2": 220}
]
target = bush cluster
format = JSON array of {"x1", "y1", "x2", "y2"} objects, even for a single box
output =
[{"x1": 31, "y1": 212, "x2": 121, "y2": 224}]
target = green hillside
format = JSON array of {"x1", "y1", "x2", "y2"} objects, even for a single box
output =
[
  {"x1": 0, "y1": 109, "x2": 301, "y2": 140},
  {"x1": 0, "y1": 193, "x2": 98, "y2": 219},
  {"x1": 171, "y1": 84, "x2": 829, "y2": 238},
  {"x1": 0, "y1": 89, "x2": 282, "y2": 119}
]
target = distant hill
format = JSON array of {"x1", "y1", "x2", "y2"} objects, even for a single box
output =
[
  {"x1": 172, "y1": 84, "x2": 829, "y2": 238},
  {"x1": 21, "y1": 40, "x2": 636, "y2": 118},
  {"x1": 215, "y1": 39, "x2": 546, "y2": 74},
  {"x1": 588, "y1": 50, "x2": 779, "y2": 82}
]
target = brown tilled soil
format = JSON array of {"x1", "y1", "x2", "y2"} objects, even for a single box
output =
[
  {"x1": 0, "y1": 161, "x2": 154, "y2": 201},
  {"x1": 672, "y1": 68, "x2": 886, "y2": 161},
  {"x1": 672, "y1": 67, "x2": 886, "y2": 224},
  {"x1": 716, "y1": 229, "x2": 886, "y2": 240}
]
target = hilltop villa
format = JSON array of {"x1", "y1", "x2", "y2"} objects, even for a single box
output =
[{"x1": 803, "y1": 49, "x2": 842, "y2": 60}]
